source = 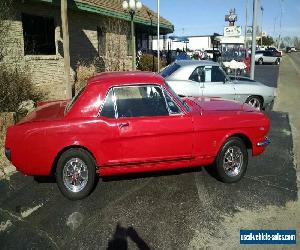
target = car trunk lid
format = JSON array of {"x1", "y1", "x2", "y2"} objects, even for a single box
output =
[{"x1": 18, "y1": 100, "x2": 68, "y2": 124}]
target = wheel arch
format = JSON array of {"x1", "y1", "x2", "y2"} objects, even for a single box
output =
[
  {"x1": 245, "y1": 95, "x2": 264, "y2": 106},
  {"x1": 51, "y1": 145, "x2": 98, "y2": 176},
  {"x1": 218, "y1": 133, "x2": 253, "y2": 154}
]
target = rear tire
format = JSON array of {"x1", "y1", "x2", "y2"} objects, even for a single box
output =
[
  {"x1": 213, "y1": 137, "x2": 248, "y2": 183},
  {"x1": 258, "y1": 58, "x2": 263, "y2": 65},
  {"x1": 56, "y1": 148, "x2": 96, "y2": 200}
]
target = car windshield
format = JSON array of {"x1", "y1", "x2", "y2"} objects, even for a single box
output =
[
  {"x1": 165, "y1": 81, "x2": 190, "y2": 112},
  {"x1": 65, "y1": 86, "x2": 86, "y2": 113},
  {"x1": 159, "y1": 63, "x2": 180, "y2": 78}
]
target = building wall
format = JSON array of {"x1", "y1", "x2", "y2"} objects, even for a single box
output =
[
  {"x1": 1, "y1": 2, "x2": 132, "y2": 99},
  {"x1": 188, "y1": 37, "x2": 212, "y2": 51}
]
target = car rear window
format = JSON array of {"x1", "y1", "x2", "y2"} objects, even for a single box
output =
[
  {"x1": 159, "y1": 63, "x2": 180, "y2": 78},
  {"x1": 65, "y1": 86, "x2": 86, "y2": 113}
]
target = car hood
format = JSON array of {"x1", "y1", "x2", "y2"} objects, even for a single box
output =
[
  {"x1": 18, "y1": 100, "x2": 68, "y2": 124},
  {"x1": 186, "y1": 97, "x2": 256, "y2": 112}
]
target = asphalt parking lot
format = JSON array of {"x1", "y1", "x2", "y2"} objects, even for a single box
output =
[
  {"x1": 254, "y1": 65, "x2": 280, "y2": 88},
  {"x1": 0, "y1": 64, "x2": 297, "y2": 249}
]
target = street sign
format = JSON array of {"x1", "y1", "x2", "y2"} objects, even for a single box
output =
[{"x1": 246, "y1": 26, "x2": 252, "y2": 36}]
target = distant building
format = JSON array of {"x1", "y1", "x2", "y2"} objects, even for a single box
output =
[{"x1": 152, "y1": 35, "x2": 213, "y2": 51}]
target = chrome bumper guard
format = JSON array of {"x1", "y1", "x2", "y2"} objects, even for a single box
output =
[{"x1": 257, "y1": 137, "x2": 271, "y2": 147}]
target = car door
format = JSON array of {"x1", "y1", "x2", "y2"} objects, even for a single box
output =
[
  {"x1": 263, "y1": 51, "x2": 274, "y2": 63},
  {"x1": 112, "y1": 84, "x2": 194, "y2": 165},
  {"x1": 200, "y1": 65, "x2": 236, "y2": 101},
  {"x1": 98, "y1": 89, "x2": 124, "y2": 165}
]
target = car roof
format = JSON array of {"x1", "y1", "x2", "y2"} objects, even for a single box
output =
[
  {"x1": 87, "y1": 71, "x2": 164, "y2": 87},
  {"x1": 175, "y1": 60, "x2": 219, "y2": 67}
]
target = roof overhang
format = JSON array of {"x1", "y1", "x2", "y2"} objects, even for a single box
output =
[{"x1": 27, "y1": 0, "x2": 174, "y2": 34}]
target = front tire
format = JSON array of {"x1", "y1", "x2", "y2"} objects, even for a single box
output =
[
  {"x1": 258, "y1": 58, "x2": 263, "y2": 65},
  {"x1": 275, "y1": 58, "x2": 280, "y2": 65},
  {"x1": 213, "y1": 137, "x2": 248, "y2": 183},
  {"x1": 56, "y1": 148, "x2": 96, "y2": 200},
  {"x1": 245, "y1": 96, "x2": 263, "y2": 110}
]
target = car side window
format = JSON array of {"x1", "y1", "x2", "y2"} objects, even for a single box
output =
[
  {"x1": 163, "y1": 89, "x2": 181, "y2": 114},
  {"x1": 211, "y1": 66, "x2": 226, "y2": 82},
  {"x1": 114, "y1": 85, "x2": 169, "y2": 118},
  {"x1": 264, "y1": 51, "x2": 271, "y2": 56},
  {"x1": 189, "y1": 66, "x2": 205, "y2": 82},
  {"x1": 100, "y1": 88, "x2": 116, "y2": 118}
]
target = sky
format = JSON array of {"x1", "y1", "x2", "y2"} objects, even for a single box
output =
[{"x1": 141, "y1": 0, "x2": 300, "y2": 38}]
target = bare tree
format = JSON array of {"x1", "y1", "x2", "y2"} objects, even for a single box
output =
[
  {"x1": 283, "y1": 36, "x2": 292, "y2": 47},
  {"x1": 293, "y1": 37, "x2": 300, "y2": 49}
]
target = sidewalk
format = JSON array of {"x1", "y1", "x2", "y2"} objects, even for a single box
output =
[{"x1": 274, "y1": 55, "x2": 300, "y2": 167}]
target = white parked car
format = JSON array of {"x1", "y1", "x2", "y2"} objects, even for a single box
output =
[
  {"x1": 255, "y1": 50, "x2": 281, "y2": 65},
  {"x1": 160, "y1": 60, "x2": 276, "y2": 110}
]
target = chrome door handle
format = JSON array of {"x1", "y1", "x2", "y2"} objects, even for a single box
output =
[{"x1": 119, "y1": 122, "x2": 129, "y2": 128}]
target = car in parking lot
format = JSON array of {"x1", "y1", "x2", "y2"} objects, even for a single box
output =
[
  {"x1": 161, "y1": 60, "x2": 276, "y2": 110},
  {"x1": 255, "y1": 50, "x2": 281, "y2": 65},
  {"x1": 5, "y1": 72, "x2": 271, "y2": 200},
  {"x1": 265, "y1": 47, "x2": 283, "y2": 56}
]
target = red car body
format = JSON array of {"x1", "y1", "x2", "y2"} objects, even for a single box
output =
[{"x1": 5, "y1": 72, "x2": 270, "y2": 178}]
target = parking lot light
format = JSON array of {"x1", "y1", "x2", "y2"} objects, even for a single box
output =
[{"x1": 122, "y1": 0, "x2": 143, "y2": 70}]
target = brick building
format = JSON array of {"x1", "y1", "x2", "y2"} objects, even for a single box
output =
[{"x1": 1, "y1": 0, "x2": 173, "y2": 99}]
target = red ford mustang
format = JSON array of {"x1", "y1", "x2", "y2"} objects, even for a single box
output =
[{"x1": 5, "y1": 72, "x2": 270, "y2": 200}]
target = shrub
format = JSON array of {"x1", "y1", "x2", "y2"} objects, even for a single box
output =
[
  {"x1": 137, "y1": 54, "x2": 166, "y2": 72},
  {"x1": 74, "y1": 63, "x2": 97, "y2": 94},
  {"x1": 0, "y1": 65, "x2": 44, "y2": 112},
  {"x1": 74, "y1": 57, "x2": 106, "y2": 94}
]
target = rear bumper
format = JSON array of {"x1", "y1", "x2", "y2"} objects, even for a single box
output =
[{"x1": 257, "y1": 137, "x2": 271, "y2": 147}]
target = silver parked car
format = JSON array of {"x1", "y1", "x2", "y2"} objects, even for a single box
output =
[{"x1": 160, "y1": 60, "x2": 276, "y2": 110}]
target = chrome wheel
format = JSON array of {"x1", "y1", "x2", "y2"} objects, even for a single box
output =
[
  {"x1": 223, "y1": 146, "x2": 243, "y2": 177},
  {"x1": 247, "y1": 97, "x2": 262, "y2": 110},
  {"x1": 63, "y1": 158, "x2": 88, "y2": 193}
]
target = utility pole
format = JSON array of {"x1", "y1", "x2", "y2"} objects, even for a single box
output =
[
  {"x1": 260, "y1": 6, "x2": 264, "y2": 47},
  {"x1": 244, "y1": 0, "x2": 249, "y2": 48},
  {"x1": 157, "y1": 0, "x2": 160, "y2": 72},
  {"x1": 273, "y1": 16, "x2": 277, "y2": 38},
  {"x1": 61, "y1": 0, "x2": 72, "y2": 99},
  {"x1": 250, "y1": 0, "x2": 258, "y2": 80},
  {"x1": 278, "y1": 0, "x2": 283, "y2": 49}
]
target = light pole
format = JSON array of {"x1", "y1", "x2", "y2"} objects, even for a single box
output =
[
  {"x1": 122, "y1": 0, "x2": 142, "y2": 70},
  {"x1": 260, "y1": 6, "x2": 264, "y2": 47},
  {"x1": 250, "y1": 0, "x2": 258, "y2": 80},
  {"x1": 244, "y1": 0, "x2": 249, "y2": 48}
]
